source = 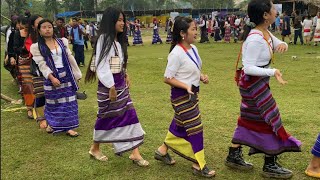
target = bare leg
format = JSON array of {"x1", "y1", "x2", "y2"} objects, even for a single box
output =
[
  {"x1": 306, "y1": 156, "x2": 320, "y2": 174},
  {"x1": 130, "y1": 147, "x2": 143, "y2": 160},
  {"x1": 157, "y1": 143, "x2": 169, "y2": 155},
  {"x1": 90, "y1": 142, "x2": 100, "y2": 153}
]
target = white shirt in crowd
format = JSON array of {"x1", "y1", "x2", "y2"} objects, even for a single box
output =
[
  {"x1": 86, "y1": 24, "x2": 90, "y2": 34},
  {"x1": 242, "y1": 29, "x2": 288, "y2": 77},
  {"x1": 235, "y1": 18, "x2": 241, "y2": 26},
  {"x1": 302, "y1": 19, "x2": 313, "y2": 30},
  {"x1": 164, "y1": 44, "x2": 202, "y2": 87},
  {"x1": 95, "y1": 35, "x2": 124, "y2": 88},
  {"x1": 199, "y1": 19, "x2": 205, "y2": 27}
]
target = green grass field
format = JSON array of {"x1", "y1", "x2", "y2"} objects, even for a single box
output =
[{"x1": 1, "y1": 30, "x2": 319, "y2": 180}]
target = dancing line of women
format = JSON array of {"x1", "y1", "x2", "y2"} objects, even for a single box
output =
[{"x1": 4, "y1": 0, "x2": 319, "y2": 179}]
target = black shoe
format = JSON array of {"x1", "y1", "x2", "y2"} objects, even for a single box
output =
[
  {"x1": 225, "y1": 147, "x2": 253, "y2": 170},
  {"x1": 262, "y1": 156, "x2": 293, "y2": 179},
  {"x1": 76, "y1": 91, "x2": 87, "y2": 100}
]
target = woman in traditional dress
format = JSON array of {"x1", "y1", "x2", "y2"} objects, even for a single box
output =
[
  {"x1": 154, "y1": 16, "x2": 215, "y2": 178},
  {"x1": 302, "y1": 15, "x2": 313, "y2": 45},
  {"x1": 225, "y1": 0, "x2": 301, "y2": 179},
  {"x1": 132, "y1": 19, "x2": 143, "y2": 45},
  {"x1": 166, "y1": 18, "x2": 173, "y2": 44},
  {"x1": 28, "y1": 15, "x2": 49, "y2": 130},
  {"x1": 224, "y1": 20, "x2": 231, "y2": 43},
  {"x1": 305, "y1": 133, "x2": 320, "y2": 178},
  {"x1": 213, "y1": 17, "x2": 221, "y2": 42},
  {"x1": 30, "y1": 19, "x2": 82, "y2": 137},
  {"x1": 14, "y1": 16, "x2": 35, "y2": 119},
  {"x1": 85, "y1": 7, "x2": 149, "y2": 167},
  {"x1": 152, "y1": 18, "x2": 163, "y2": 44}
]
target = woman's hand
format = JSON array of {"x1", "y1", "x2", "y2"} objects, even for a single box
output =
[
  {"x1": 125, "y1": 73, "x2": 130, "y2": 88},
  {"x1": 51, "y1": 77, "x2": 61, "y2": 87},
  {"x1": 275, "y1": 43, "x2": 288, "y2": 53},
  {"x1": 10, "y1": 57, "x2": 16, "y2": 65},
  {"x1": 186, "y1": 86, "x2": 194, "y2": 95},
  {"x1": 274, "y1": 69, "x2": 288, "y2": 85},
  {"x1": 200, "y1": 74, "x2": 209, "y2": 84},
  {"x1": 109, "y1": 86, "x2": 117, "y2": 102}
]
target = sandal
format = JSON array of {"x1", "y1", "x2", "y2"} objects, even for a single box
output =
[
  {"x1": 66, "y1": 130, "x2": 79, "y2": 137},
  {"x1": 305, "y1": 169, "x2": 320, "y2": 178},
  {"x1": 76, "y1": 91, "x2": 87, "y2": 100},
  {"x1": 46, "y1": 125, "x2": 53, "y2": 133},
  {"x1": 192, "y1": 165, "x2": 215, "y2": 178},
  {"x1": 154, "y1": 150, "x2": 175, "y2": 165},
  {"x1": 89, "y1": 150, "x2": 108, "y2": 162},
  {"x1": 129, "y1": 156, "x2": 149, "y2": 167}
]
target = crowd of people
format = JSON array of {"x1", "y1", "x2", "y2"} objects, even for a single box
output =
[
  {"x1": 2, "y1": 0, "x2": 320, "y2": 179},
  {"x1": 196, "y1": 11, "x2": 320, "y2": 46}
]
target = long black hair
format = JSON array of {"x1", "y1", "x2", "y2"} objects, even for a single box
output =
[
  {"x1": 169, "y1": 16, "x2": 193, "y2": 52},
  {"x1": 241, "y1": 0, "x2": 272, "y2": 41},
  {"x1": 36, "y1": 19, "x2": 56, "y2": 57},
  {"x1": 85, "y1": 7, "x2": 128, "y2": 83},
  {"x1": 29, "y1": 15, "x2": 42, "y2": 43}
]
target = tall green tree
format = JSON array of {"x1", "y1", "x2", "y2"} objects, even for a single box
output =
[
  {"x1": 4, "y1": 0, "x2": 28, "y2": 16},
  {"x1": 44, "y1": 0, "x2": 60, "y2": 19}
]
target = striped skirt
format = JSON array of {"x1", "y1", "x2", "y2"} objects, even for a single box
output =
[
  {"x1": 133, "y1": 30, "x2": 143, "y2": 45},
  {"x1": 33, "y1": 76, "x2": 46, "y2": 121},
  {"x1": 232, "y1": 71, "x2": 301, "y2": 155},
  {"x1": 93, "y1": 73, "x2": 144, "y2": 155},
  {"x1": 312, "y1": 133, "x2": 320, "y2": 157},
  {"x1": 44, "y1": 68, "x2": 79, "y2": 134},
  {"x1": 164, "y1": 87, "x2": 206, "y2": 170},
  {"x1": 152, "y1": 29, "x2": 162, "y2": 44},
  {"x1": 18, "y1": 57, "x2": 35, "y2": 109}
]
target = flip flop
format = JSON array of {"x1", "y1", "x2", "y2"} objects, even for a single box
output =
[
  {"x1": 46, "y1": 125, "x2": 53, "y2": 133},
  {"x1": 129, "y1": 156, "x2": 149, "y2": 167},
  {"x1": 89, "y1": 151, "x2": 108, "y2": 162},
  {"x1": 66, "y1": 131, "x2": 79, "y2": 137},
  {"x1": 305, "y1": 169, "x2": 320, "y2": 178},
  {"x1": 154, "y1": 150, "x2": 175, "y2": 165}
]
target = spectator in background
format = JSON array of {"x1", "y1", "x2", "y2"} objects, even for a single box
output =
[
  {"x1": 54, "y1": 17, "x2": 68, "y2": 38},
  {"x1": 302, "y1": 15, "x2": 313, "y2": 45},
  {"x1": 275, "y1": 13, "x2": 281, "y2": 34},
  {"x1": 199, "y1": 14, "x2": 209, "y2": 43},
  {"x1": 88, "y1": 21, "x2": 98, "y2": 48},
  {"x1": 293, "y1": 10, "x2": 303, "y2": 45},
  {"x1": 83, "y1": 20, "x2": 89, "y2": 50},
  {"x1": 69, "y1": 17, "x2": 86, "y2": 66},
  {"x1": 281, "y1": 11, "x2": 292, "y2": 44},
  {"x1": 310, "y1": 13, "x2": 318, "y2": 42}
]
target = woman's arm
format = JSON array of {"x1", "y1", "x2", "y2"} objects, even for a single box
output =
[{"x1": 30, "y1": 43, "x2": 53, "y2": 79}]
